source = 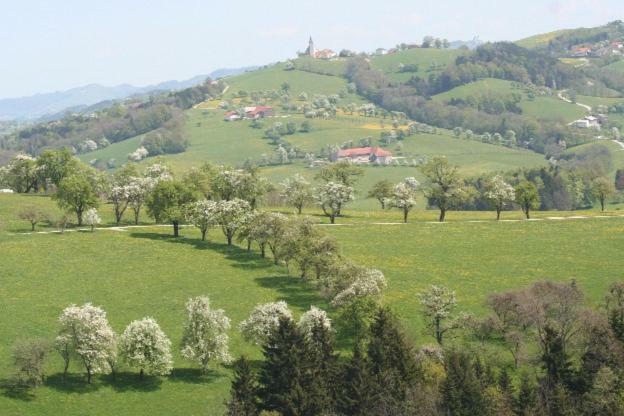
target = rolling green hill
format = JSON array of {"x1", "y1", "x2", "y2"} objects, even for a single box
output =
[
  {"x1": 515, "y1": 29, "x2": 573, "y2": 49},
  {"x1": 431, "y1": 78, "x2": 587, "y2": 122},
  {"x1": 370, "y1": 47, "x2": 466, "y2": 82}
]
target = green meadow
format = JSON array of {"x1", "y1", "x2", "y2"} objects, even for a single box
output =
[{"x1": 2, "y1": 192, "x2": 624, "y2": 414}]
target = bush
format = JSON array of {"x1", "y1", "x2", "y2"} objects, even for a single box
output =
[{"x1": 12, "y1": 339, "x2": 48, "y2": 387}]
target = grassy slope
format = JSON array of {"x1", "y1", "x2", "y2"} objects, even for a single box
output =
[
  {"x1": 565, "y1": 140, "x2": 624, "y2": 179},
  {"x1": 606, "y1": 59, "x2": 624, "y2": 73},
  {"x1": 2, "y1": 193, "x2": 624, "y2": 415},
  {"x1": 370, "y1": 48, "x2": 466, "y2": 83},
  {"x1": 515, "y1": 29, "x2": 574, "y2": 49},
  {"x1": 432, "y1": 78, "x2": 586, "y2": 122}
]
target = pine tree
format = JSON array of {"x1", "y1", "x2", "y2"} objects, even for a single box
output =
[
  {"x1": 514, "y1": 372, "x2": 537, "y2": 416},
  {"x1": 338, "y1": 341, "x2": 374, "y2": 415},
  {"x1": 306, "y1": 321, "x2": 339, "y2": 412},
  {"x1": 367, "y1": 307, "x2": 419, "y2": 399},
  {"x1": 442, "y1": 350, "x2": 487, "y2": 416},
  {"x1": 258, "y1": 317, "x2": 320, "y2": 416},
  {"x1": 225, "y1": 356, "x2": 259, "y2": 416}
]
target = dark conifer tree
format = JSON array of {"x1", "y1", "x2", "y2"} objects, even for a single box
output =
[
  {"x1": 366, "y1": 307, "x2": 419, "y2": 398},
  {"x1": 306, "y1": 321, "x2": 339, "y2": 412},
  {"x1": 441, "y1": 350, "x2": 487, "y2": 416},
  {"x1": 225, "y1": 356, "x2": 259, "y2": 416},
  {"x1": 337, "y1": 341, "x2": 374, "y2": 416},
  {"x1": 514, "y1": 372, "x2": 537, "y2": 416},
  {"x1": 257, "y1": 317, "x2": 322, "y2": 416}
]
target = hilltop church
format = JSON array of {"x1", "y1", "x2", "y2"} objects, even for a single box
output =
[{"x1": 301, "y1": 37, "x2": 337, "y2": 60}]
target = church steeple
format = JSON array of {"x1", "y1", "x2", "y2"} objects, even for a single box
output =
[{"x1": 307, "y1": 36, "x2": 315, "y2": 57}]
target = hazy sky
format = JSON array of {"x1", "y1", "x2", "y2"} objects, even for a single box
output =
[{"x1": 1, "y1": 0, "x2": 621, "y2": 98}]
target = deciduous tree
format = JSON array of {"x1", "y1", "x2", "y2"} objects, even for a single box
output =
[{"x1": 119, "y1": 317, "x2": 173, "y2": 379}]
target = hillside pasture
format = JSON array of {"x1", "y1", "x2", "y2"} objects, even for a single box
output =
[
  {"x1": 371, "y1": 48, "x2": 466, "y2": 83},
  {"x1": 2, "y1": 191, "x2": 624, "y2": 414}
]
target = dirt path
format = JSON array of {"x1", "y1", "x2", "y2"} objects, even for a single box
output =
[
  {"x1": 558, "y1": 90, "x2": 592, "y2": 112},
  {"x1": 8, "y1": 214, "x2": 624, "y2": 236},
  {"x1": 612, "y1": 140, "x2": 624, "y2": 150}
]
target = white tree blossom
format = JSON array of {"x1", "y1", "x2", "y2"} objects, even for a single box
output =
[
  {"x1": 418, "y1": 285, "x2": 470, "y2": 344},
  {"x1": 109, "y1": 185, "x2": 130, "y2": 224},
  {"x1": 84, "y1": 208, "x2": 101, "y2": 231},
  {"x1": 315, "y1": 181, "x2": 354, "y2": 224},
  {"x1": 56, "y1": 303, "x2": 116, "y2": 383},
  {"x1": 331, "y1": 268, "x2": 387, "y2": 307},
  {"x1": 119, "y1": 317, "x2": 173, "y2": 377},
  {"x1": 484, "y1": 175, "x2": 515, "y2": 220},
  {"x1": 128, "y1": 146, "x2": 149, "y2": 161},
  {"x1": 208, "y1": 198, "x2": 252, "y2": 245},
  {"x1": 298, "y1": 306, "x2": 332, "y2": 340},
  {"x1": 186, "y1": 200, "x2": 217, "y2": 241},
  {"x1": 239, "y1": 301, "x2": 293, "y2": 345},
  {"x1": 386, "y1": 177, "x2": 420, "y2": 223},
  {"x1": 181, "y1": 296, "x2": 232, "y2": 372},
  {"x1": 280, "y1": 174, "x2": 313, "y2": 214}
]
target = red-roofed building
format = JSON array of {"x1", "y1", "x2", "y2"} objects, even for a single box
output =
[
  {"x1": 336, "y1": 147, "x2": 393, "y2": 164},
  {"x1": 224, "y1": 106, "x2": 274, "y2": 121}
]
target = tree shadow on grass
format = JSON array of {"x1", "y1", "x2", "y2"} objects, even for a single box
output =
[
  {"x1": 167, "y1": 367, "x2": 225, "y2": 385},
  {"x1": 254, "y1": 275, "x2": 329, "y2": 311},
  {"x1": 130, "y1": 232, "x2": 275, "y2": 271},
  {"x1": 45, "y1": 373, "x2": 101, "y2": 394},
  {"x1": 104, "y1": 372, "x2": 163, "y2": 393},
  {"x1": 0, "y1": 379, "x2": 36, "y2": 402}
]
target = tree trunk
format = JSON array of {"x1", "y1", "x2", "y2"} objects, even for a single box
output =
[
  {"x1": 201, "y1": 229, "x2": 207, "y2": 241},
  {"x1": 297, "y1": 205, "x2": 302, "y2": 215},
  {"x1": 403, "y1": 208, "x2": 408, "y2": 223},
  {"x1": 31, "y1": 222, "x2": 35, "y2": 231},
  {"x1": 496, "y1": 207, "x2": 501, "y2": 221},
  {"x1": 439, "y1": 208, "x2": 446, "y2": 222},
  {"x1": 139, "y1": 368, "x2": 144, "y2": 380},
  {"x1": 134, "y1": 208, "x2": 140, "y2": 225},
  {"x1": 260, "y1": 243, "x2": 266, "y2": 258},
  {"x1": 77, "y1": 210, "x2": 83, "y2": 226},
  {"x1": 62, "y1": 359, "x2": 69, "y2": 381},
  {"x1": 330, "y1": 215, "x2": 335, "y2": 224},
  {"x1": 227, "y1": 234, "x2": 233, "y2": 246},
  {"x1": 380, "y1": 200, "x2": 385, "y2": 210},
  {"x1": 524, "y1": 207, "x2": 530, "y2": 219},
  {"x1": 173, "y1": 221, "x2": 179, "y2": 237},
  {"x1": 601, "y1": 197, "x2": 605, "y2": 212},
  {"x1": 87, "y1": 367, "x2": 92, "y2": 384}
]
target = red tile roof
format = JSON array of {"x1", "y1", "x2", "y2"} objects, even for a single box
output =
[{"x1": 337, "y1": 147, "x2": 392, "y2": 158}]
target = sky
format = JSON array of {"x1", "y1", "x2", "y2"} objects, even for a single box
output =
[{"x1": 0, "y1": 0, "x2": 621, "y2": 98}]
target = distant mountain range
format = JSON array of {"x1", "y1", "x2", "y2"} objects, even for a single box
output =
[{"x1": 0, "y1": 66, "x2": 258, "y2": 121}]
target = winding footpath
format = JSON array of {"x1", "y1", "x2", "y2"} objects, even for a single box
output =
[
  {"x1": 7, "y1": 214, "x2": 624, "y2": 236},
  {"x1": 557, "y1": 89, "x2": 592, "y2": 112}
]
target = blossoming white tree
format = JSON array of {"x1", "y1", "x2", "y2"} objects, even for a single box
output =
[
  {"x1": 280, "y1": 174, "x2": 313, "y2": 214},
  {"x1": 84, "y1": 208, "x2": 101, "y2": 231},
  {"x1": 55, "y1": 303, "x2": 116, "y2": 383},
  {"x1": 180, "y1": 296, "x2": 232, "y2": 373},
  {"x1": 119, "y1": 317, "x2": 173, "y2": 378},
  {"x1": 209, "y1": 199, "x2": 252, "y2": 245},
  {"x1": 239, "y1": 301, "x2": 293, "y2": 345},
  {"x1": 298, "y1": 306, "x2": 332, "y2": 340},
  {"x1": 186, "y1": 200, "x2": 217, "y2": 241},
  {"x1": 109, "y1": 185, "x2": 130, "y2": 225},
  {"x1": 484, "y1": 175, "x2": 515, "y2": 220},
  {"x1": 386, "y1": 177, "x2": 420, "y2": 223},
  {"x1": 418, "y1": 285, "x2": 471, "y2": 344},
  {"x1": 331, "y1": 268, "x2": 387, "y2": 308},
  {"x1": 315, "y1": 181, "x2": 354, "y2": 224}
]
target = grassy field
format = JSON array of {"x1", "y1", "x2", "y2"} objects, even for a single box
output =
[
  {"x1": 370, "y1": 48, "x2": 466, "y2": 83},
  {"x1": 606, "y1": 59, "x2": 624, "y2": 73},
  {"x1": 432, "y1": 78, "x2": 586, "y2": 122},
  {"x1": 2, "y1": 192, "x2": 624, "y2": 415},
  {"x1": 515, "y1": 29, "x2": 573, "y2": 49}
]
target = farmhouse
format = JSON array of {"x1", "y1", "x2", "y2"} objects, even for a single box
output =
[
  {"x1": 570, "y1": 46, "x2": 591, "y2": 57},
  {"x1": 224, "y1": 106, "x2": 274, "y2": 121},
  {"x1": 572, "y1": 115, "x2": 601, "y2": 129},
  {"x1": 336, "y1": 147, "x2": 393, "y2": 164}
]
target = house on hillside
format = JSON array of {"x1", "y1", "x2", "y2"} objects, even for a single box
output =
[
  {"x1": 336, "y1": 147, "x2": 393, "y2": 164},
  {"x1": 224, "y1": 106, "x2": 274, "y2": 121},
  {"x1": 572, "y1": 115, "x2": 601, "y2": 129},
  {"x1": 571, "y1": 46, "x2": 591, "y2": 57}
]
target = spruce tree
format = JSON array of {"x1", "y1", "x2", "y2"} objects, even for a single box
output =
[
  {"x1": 258, "y1": 317, "x2": 320, "y2": 416},
  {"x1": 307, "y1": 321, "x2": 339, "y2": 412},
  {"x1": 366, "y1": 307, "x2": 419, "y2": 402},
  {"x1": 441, "y1": 350, "x2": 487, "y2": 416},
  {"x1": 225, "y1": 356, "x2": 259, "y2": 416},
  {"x1": 514, "y1": 372, "x2": 537, "y2": 416},
  {"x1": 338, "y1": 341, "x2": 374, "y2": 415}
]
